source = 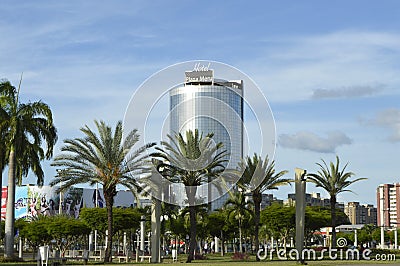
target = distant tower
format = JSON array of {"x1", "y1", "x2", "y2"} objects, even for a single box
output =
[{"x1": 169, "y1": 63, "x2": 244, "y2": 210}]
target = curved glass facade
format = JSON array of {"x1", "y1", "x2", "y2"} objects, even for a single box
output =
[{"x1": 169, "y1": 79, "x2": 243, "y2": 209}]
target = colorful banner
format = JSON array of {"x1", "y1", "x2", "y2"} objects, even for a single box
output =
[{"x1": 1, "y1": 187, "x2": 7, "y2": 220}]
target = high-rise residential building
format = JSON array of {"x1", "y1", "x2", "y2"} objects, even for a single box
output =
[
  {"x1": 344, "y1": 201, "x2": 377, "y2": 225},
  {"x1": 169, "y1": 63, "x2": 243, "y2": 210},
  {"x1": 286, "y1": 192, "x2": 345, "y2": 211},
  {"x1": 377, "y1": 183, "x2": 400, "y2": 228}
]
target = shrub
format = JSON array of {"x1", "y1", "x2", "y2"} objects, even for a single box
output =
[
  {"x1": 194, "y1": 253, "x2": 207, "y2": 260},
  {"x1": 231, "y1": 252, "x2": 249, "y2": 261}
]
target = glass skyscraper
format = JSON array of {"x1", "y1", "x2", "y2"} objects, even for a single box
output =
[{"x1": 169, "y1": 65, "x2": 243, "y2": 210}]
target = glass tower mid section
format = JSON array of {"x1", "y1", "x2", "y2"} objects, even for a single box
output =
[{"x1": 169, "y1": 68, "x2": 243, "y2": 210}]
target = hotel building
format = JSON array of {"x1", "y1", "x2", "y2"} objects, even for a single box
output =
[{"x1": 169, "y1": 63, "x2": 244, "y2": 210}]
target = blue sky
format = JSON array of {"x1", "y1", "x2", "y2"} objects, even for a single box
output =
[{"x1": 1, "y1": 1, "x2": 399, "y2": 205}]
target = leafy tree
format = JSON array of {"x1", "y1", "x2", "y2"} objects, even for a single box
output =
[
  {"x1": 161, "y1": 201, "x2": 180, "y2": 235},
  {"x1": 261, "y1": 204, "x2": 295, "y2": 247},
  {"x1": 181, "y1": 204, "x2": 209, "y2": 252},
  {"x1": 388, "y1": 229, "x2": 400, "y2": 245},
  {"x1": 305, "y1": 206, "x2": 330, "y2": 233},
  {"x1": 307, "y1": 156, "x2": 366, "y2": 247},
  {"x1": 207, "y1": 209, "x2": 235, "y2": 256},
  {"x1": 18, "y1": 217, "x2": 52, "y2": 257},
  {"x1": 305, "y1": 206, "x2": 349, "y2": 244},
  {"x1": 167, "y1": 212, "x2": 187, "y2": 242},
  {"x1": 224, "y1": 191, "x2": 253, "y2": 253},
  {"x1": 372, "y1": 228, "x2": 389, "y2": 244},
  {"x1": 46, "y1": 215, "x2": 91, "y2": 256},
  {"x1": 50, "y1": 120, "x2": 154, "y2": 262},
  {"x1": 358, "y1": 228, "x2": 373, "y2": 245},
  {"x1": 0, "y1": 80, "x2": 57, "y2": 258},
  {"x1": 152, "y1": 129, "x2": 227, "y2": 262},
  {"x1": 80, "y1": 207, "x2": 142, "y2": 234},
  {"x1": 238, "y1": 154, "x2": 290, "y2": 259},
  {"x1": 336, "y1": 232, "x2": 354, "y2": 246}
]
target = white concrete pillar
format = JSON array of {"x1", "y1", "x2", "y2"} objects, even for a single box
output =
[
  {"x1": 140, "y1": 215, "x2": 145, "y2": 261},
  {"x1": 123, "y1": 232, "x2": 127, "y2": 254},
  {"x1": 94, "y1": 230, "x2": 97, "y2": 252},
  {"x1": 105, "y1": 230, "x2": 108, "y2": 249},
  {"x1": 136, "y1": 233, "x2": 139, "y2": 262},
  {"x1": 394, "y1": 229, "x2": 398, "y2": 250},
  {"x1": 59, "y1": 191, "x2": 63, "y2": 215},
  {"x1": 381, "y1": 226, "x2": 385, "y2": 248},
  {"x1": 18, "y1": 238, "x2": 22, "y2": 258},
  {"x1": 89, "y1": 232, "x2": 93, "y2": 251},
  {"x1": 354, "y1": 230, "x2": 358, "y2": 247},
  {"x1": 214, "y1": 236, "x2": 219, "y2": 253}
]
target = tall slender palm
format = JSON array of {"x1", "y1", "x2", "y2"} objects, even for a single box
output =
[
  {"x1": 307, "y1": 155, "x2": 366, "y2": 248},
  {"x1": 224, "y1": 191, "x2": 253, "y2": 253},
  {"x1": 0, "y1": 80, "x2": 57, "y2": 258},
  {"x1": 238, "y1": 154, "x2": 290, "y2": 259},
  {"x1": 152, "y1": 129, "x2": 227, "y2": 263},
  {"x1": 50, "y1": 120, "x2": 155, "y2": 262}
]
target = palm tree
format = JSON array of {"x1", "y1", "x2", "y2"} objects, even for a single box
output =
[
  {"x1": 152, "y1": 129, "x2": 227, "y2": 263},
  {"x1": 238, "y1": 154, "x2": 290, "y2": 259},
  {"x1": 0, "y1": 80, "x2": 57, "y2": 258},
  {"x1": 224, "y1": 191, "x2": 253, "y2": 253},
  {"x1": 50, "y1": 120, "x2": 154, "y2": 262},
  {"x1": 307, "y1": 155, "x2": 366, "y2": 248}
]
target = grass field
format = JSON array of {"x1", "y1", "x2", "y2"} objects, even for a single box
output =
[
  {"x1": 1, "y1": 252, "x2": 398, "y2": 265},
  {"x1": 147, "y1": 252, "x2": 400, "y2": 266}
]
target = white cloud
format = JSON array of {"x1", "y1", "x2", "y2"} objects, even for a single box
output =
[
  {"x1": 364, "y1": 108, "x2": 400, "y2": 142},
  {"x1": 311, "y1": 84, "x2": 385, "y2": 99},
  {"x1": 278, "y1": 131, "x2": 353, "y2": 153},
  {"x1": 237, "y1": 30, "x2": 400, "y2": 103}
]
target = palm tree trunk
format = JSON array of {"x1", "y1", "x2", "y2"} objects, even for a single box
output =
[
  {"x1": 5, "y1": 149, "x2": 16, "y2": 258},
  {"x1": 186, "y1": 205, "x2": 196, "y2": 262},
  {"x1": 186, "y1": 186, "x2": 197, "y2": 263},
  {"x1": 253, "y1": 193, "x2": 261, "y2": 260},
  {"x1": 104, "y1": 192, "x2": 113, "y2": 262},
  {"x1": 238, "y1": 219, "x2": 243, "y2": 253},
  {"x1": 330, "y1": 195, "x2": 337, "y2": 248}
]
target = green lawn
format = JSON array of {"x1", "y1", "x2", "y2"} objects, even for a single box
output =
[
  {"x1": 156, "y1": 253, "x2": 399, "y2": 266},
  {"x1": 1, "y1": 252, "x2": 398, "y2": 265}
]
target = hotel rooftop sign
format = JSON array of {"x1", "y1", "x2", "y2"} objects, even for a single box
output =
[{"x1": 185, "y1": 62, "x2": 214, "y2": 83}]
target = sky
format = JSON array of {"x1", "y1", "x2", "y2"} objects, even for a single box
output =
[{"x1": 1, "y1": 1, "x2": 399, "y2": 205}]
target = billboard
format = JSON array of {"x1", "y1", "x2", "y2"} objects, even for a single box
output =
[
  {"x1": 15, "y1": 186, "x2": 28, "y2": 219},
  {"x1": 0, "y1": 185, "x2": 136, "y2": 220},
  {"x1": 27, "y1": 185, "x2": 60, "y2": 218}
]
